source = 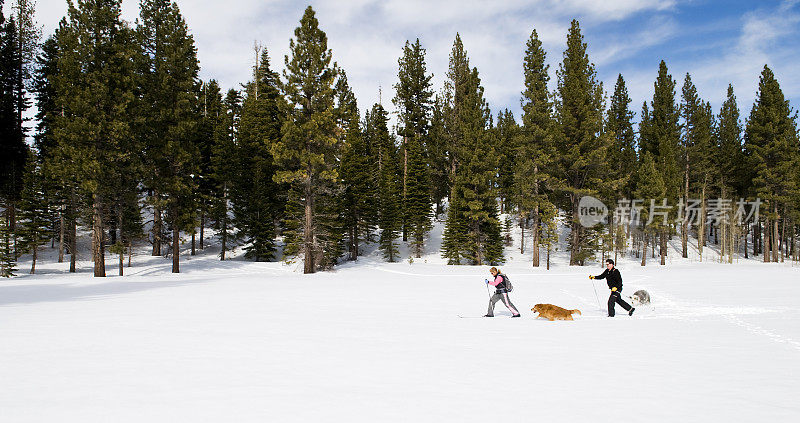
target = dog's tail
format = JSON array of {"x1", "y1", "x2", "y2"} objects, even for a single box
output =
[{"x1": 571, "y1": 309, "x2": 582, "y2": 316}]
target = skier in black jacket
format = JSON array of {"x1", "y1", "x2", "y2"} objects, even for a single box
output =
[{"x1": 590, "y1": 259, "x2": 635, "y2": 317}]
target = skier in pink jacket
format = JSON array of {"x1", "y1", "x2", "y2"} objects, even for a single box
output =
[{"x1": 485, "y1": 267, "x2": 521, "y2": 318}]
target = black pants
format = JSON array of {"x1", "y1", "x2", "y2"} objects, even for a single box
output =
[{"x1": 608, "y1": 291, "x2": 632, "y2": 317}]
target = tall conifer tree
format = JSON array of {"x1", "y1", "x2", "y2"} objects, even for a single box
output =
[
  {"x1": 234, "y1": 48, "x2": 285, "y2": 261},
  {"x1": 137, "y1": 0, "x2": 201, "y2": 273},
  {"x1": 339, "y1": 72, "x2": 376, "y2": 260},
  {"x1": 744, "y1": 65, "x2": 800, "y2": 263},
  {"x1": 554, "y1": 20, "x2": 610, "y2": 265},
  {"x1": 54, "y1": 0, "x2": 137, "y2": 277},
  {"x1": 273, "y1": 6, "x2": 341, "y2": 273},
  {"x1": 393, "y1": 39, "x2": 433, "y2": 247},
  {"x1": 517, "y1": 29, "x2": 556, "y2": 266}
]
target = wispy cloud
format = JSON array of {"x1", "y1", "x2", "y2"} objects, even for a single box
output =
[{"x1": 29, "y1": 0, "x2": 799, "y2": 129}]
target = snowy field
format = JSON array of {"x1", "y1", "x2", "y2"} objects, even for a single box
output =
[{"x1": 2, "y1": 228, "x2": 800, "y2": 422}]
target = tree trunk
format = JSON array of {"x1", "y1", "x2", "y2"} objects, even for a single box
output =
[
  {"x1": 402, "y1": 138, "x2": 408, "y2": 242},
  {"x1": 641, "y1": 233, "x2": 647, "y2": 266},
  {"x1": 660, "y1": 228, "x2": 666, "y2": 265},
  {"x1": 118, "y1": 208, "x2": 124, "y2": 276},
  {"x1": 532, "y1": 208, "x2": 540, "y2": 267},
  {"x1": 191, "y1": 232, "x2": 196, "y2": 256},
  {"x1": 546, "y1": 245, "x2": 550, "y2": 270},
  {"x1": 744, "y1": 222, "x2": 749, "y2": 259},
  {"x1": 9, "y1": 203, "x2": 17, "y2": 259},
  {"x1": 93, "y1": 196, "x2": 106, "y2": 277},
  {"x1": 58, "y1": 207, "x2": 65, "y2": 263},
  {"x1": 773, "y1": 203, "x2": 780, "y2": 263},
  {"x1": 221, "y1": 183, "x2": 227, "y2": 260},
  {"x1": 304, "y1": 181, "x2": 315, "y2": 274},
  {"x1": 570, "y1": 195, "x2": 580, "y2": 265},
  {"x1": 698, "y1": 194, "x2": 705, "y2": 261},
  {"x1": 153, "y1": 200, "x2": 162, "y2": 256},
  {"x1": 519, "y1": 214, "x2": 525, "y2": 254},
  {"x1": 200, "y1": 212, "x2": 205, "y2": 249},
  {"x1": 764, "y1": 218, "x2": 771, "y2": 263},
  {"x1": 172, "y1": 220, "x2": 180, "y2": 273},
  {"x1": 69, "y1": 210, "x2": 77, "y2": 273},
  {"x1": 30, "y1": 243, "x2": 37, "y2": 274}
]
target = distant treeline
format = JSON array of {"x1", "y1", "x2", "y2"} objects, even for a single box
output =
[{"x1": 1, "y1": 1, "x2": 798, "y2": 277}]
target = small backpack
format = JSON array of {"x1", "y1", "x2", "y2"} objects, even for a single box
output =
[{"x1": 501, "y1": 273, "x2": 514, "y2": 292}]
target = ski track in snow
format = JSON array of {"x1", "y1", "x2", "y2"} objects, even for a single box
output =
[{"x1": 725, "y1": 315, "x2": 800, "y2": 353}]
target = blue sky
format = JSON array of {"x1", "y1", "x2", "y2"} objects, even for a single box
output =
[{"x1": 34, "y1": 0, "x2": 800, "y2": 128}]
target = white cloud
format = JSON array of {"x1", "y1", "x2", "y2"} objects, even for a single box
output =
[{"x1": 28, "y1": 0, "x2": 798, "y2": 132}]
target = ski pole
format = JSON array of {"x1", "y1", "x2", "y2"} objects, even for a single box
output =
[{"x1": 590, "y1": 278, "x2": 603, "y2": 312}]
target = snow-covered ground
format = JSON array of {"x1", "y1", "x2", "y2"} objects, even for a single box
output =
[{"x1": 2, "y1": 222, "x2": 799, "y2": 422}]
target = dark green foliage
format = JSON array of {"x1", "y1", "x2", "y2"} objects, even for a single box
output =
[
  {"x1": 516, "y1": 29, "x2": 557, "y2": 266},
  {"x1": 54, "y1": 0, "x2": 137, "y2": 277},
  {"x1": 716, "y1": 85, "x2": 744, "y2": 196},
  {"x1": 441, "y1": 35, "x2": 503, "y2": 265},
  {"x1": 272, "y1": 6, "x2": 342, "y2": 273},
  {"x1": 404, "y1": 134, "x2": 432, "y2": 257},
  {"x1": 370, "y1": 104, "x2": 401, "y2": 262},
  {"x1": 394, "y1": 38, "x2": 434, "y2": 253},
  {"x1": 18, "y1": 152, "x2": 50, "y2": 273},
  {"x1": 339, "y1": 72, "x2": 376, "y2": 260},
  {"x1": 646, "y1": 61, "x2": 681, "y2": 201},
  {"x1": 607, "y1": 74, "x2": 637, "y2": 198},
  {"x1": 0, "y1": 213, "x2": 14, "y2": 277},
  {"x1": 427, "y1": 93, "x2": 450, "y2": 216},
  {"x1": 0, "y1": 8, "x2": 29, "y2": 243},
  {"x1": 745, "y1": 66, "x2": 799, "y2": 227},
  {"x1": 495, "y1": 109, "x2": 518, "y2": 212},
  {"x1": 137, "y1": 0, "x2": 201, "y2": 273},
  {"x1": 233, "y1": 49, "x2": 285, "y2": 261},
  {"x1": 209, "y1": 88, "x2": 240, "y2": 260},
  {"x1": 554, "y1": 20, "x2": 611, "y2": 265}
]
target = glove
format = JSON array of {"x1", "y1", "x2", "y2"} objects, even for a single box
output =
[
  {"x1": 611, "y1": 287, "x2": 617, "y2": 292},
  {"x1": 485, "y1": 279, "x2": 489, "y2": 284},
  {"x1": 589, "y1": 275, "x2": 594, "y2": 279}
]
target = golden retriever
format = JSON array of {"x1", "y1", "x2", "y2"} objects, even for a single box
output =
[{"x1": 531, "y1": 303, "x2": 582, "y2": 321}]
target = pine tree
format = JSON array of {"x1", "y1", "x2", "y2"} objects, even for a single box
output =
[
  {"x1": 516, "y1": 28, "x2": 557, "y2": 266},
  {"x1": 495, "y1": 109, "x2": 518, "y2": 213},
  {"x1": 0, "y1": 7, "x2": 29, "y2": 258},
  {"x1": 644, "y1": 61, "x2": 680, "y2": 265},
  {"x1": 233, "y1": 48, "x2": 285, "y2": 261},
  {"x1": 607, "y1": 74, "x2": 636, "y2": 197},
  {"x1": 273, "y1": 6, "x2": 342, "y2": 273},
  {"x1": 19, "y1": 151, "x2": 50, "y2": 274},
  {"x1": 210, "y1": 87, "x2": 240, "y2": 260},
  {"x1": 393, "y1": 39, "x2": 433, "y2": 245},
  {"x1": 137, "y1": 0, "x2": 201, "y2": 273},
  {"x1": 404, "y1": 133, "x2": 432, "y2": 257},
  {"x1": 717, "y1": 85, "x2": 743, "y2": 196},
  {"x1": 339, "y1": 72, "x2": 376, "y2": 260},
  {"x1": 0, "y1": 213, "x2": 15, "y2": 277},
  {"x1": 744, "y1": 65, "x2": 800, "y2": 263},
  {"x1": 440, "y1": 35, "x2": 503, "y2": 265},
  {"x1": 36, "y1": 24, "x2": 80, "y2": 271},
  {"x1": 606, "y1": 74, "x2": 636, "y2": 260},
  {"x1": 634, "y1": 152, "x2": 666, "y2": 266},
  {"x1": 369, "y1": 104, "x2": 402, "y2": 262},
  {"x1": 554, "y1": 20, "x2": 611, "y2": 266},
  {"x1": 716, "y1": 85, "x2": 744, "y2": 261},
  {"x1": 427, "y1": 93, "x2": 450, "y2": 217},
  {"x1": 54, "y1": 0, "x2": 137, "y2": 277}
]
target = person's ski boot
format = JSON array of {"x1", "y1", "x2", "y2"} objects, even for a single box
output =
[
  {"x1": 483, "y1": 314, "x2": 493, "y2": 318},
  {"x1": 628, "y1": 307, "x2": 636, "y2": 316},
  {"x1": 511, "y1": 314, "x2": 521, "y2": 318}
]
